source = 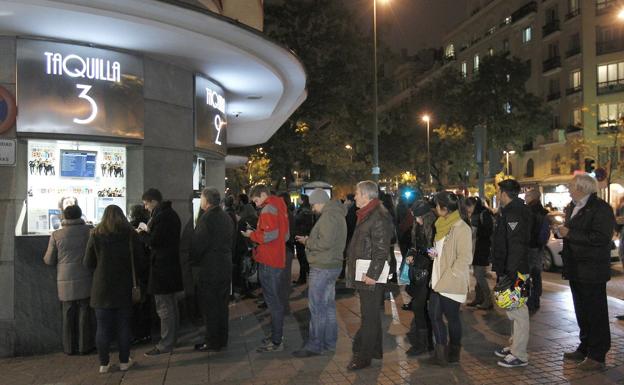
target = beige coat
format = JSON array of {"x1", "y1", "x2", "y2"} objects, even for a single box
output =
[{"x1": 431, "y1": 219, "x2": 472, "y2": 295}]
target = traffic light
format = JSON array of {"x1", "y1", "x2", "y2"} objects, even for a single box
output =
[{"x1": 584, "y1": 158, "x2": 595, "y2": 173}]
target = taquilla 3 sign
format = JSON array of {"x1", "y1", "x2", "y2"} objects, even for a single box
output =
[
  {"x1": 17, "y1": 39, "x2": 144, "y2": 139},
  {"x1": 195, "y1": 75, "x2": 227, "y2": 154}
]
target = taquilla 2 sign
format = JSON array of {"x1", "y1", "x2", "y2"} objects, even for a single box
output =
[
  {"x1": 17, "y1": 39, "x2": 144, "y2": 139},
  {"x1": 195, "y1": 75, "x2": 227, "y2": 155}
]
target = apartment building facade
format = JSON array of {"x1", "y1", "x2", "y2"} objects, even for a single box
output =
[{"x1": 436, "y1": 0, "x2": 624, "y2": 207}]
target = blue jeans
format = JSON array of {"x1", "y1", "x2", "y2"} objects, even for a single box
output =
[
  {"x1": 95, "y1": 307, "x2": 131, "y2": 365},
  {"x1": 305, "y1": 267, "x2": 341, "y2": 353},
  {"x1": 259, "y1": 263, "x2": 285, "y2": 345},
  {"x1": 428, "y1": 291, "x2": 461, "y2": 346}
]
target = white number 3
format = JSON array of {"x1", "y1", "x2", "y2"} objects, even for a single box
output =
[{"x1": 73, "y1": 84, "x2": 98, "y2": 125}]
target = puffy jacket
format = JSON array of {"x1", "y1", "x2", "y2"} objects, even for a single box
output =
[
  {"x1": 191, "y1": 206, "x2": 234, "y2": 284},
  {"x1": 562, "y1": 193, "x2": 615, "y2": 283},
  {"x1": 43, "y1": 219, "x2": 93, "y2": 301},
  {"x1": 139, "y1": 201, "x2": 183, "y2": 295},
  {"x1": 345, "y1": 202, "x2": 394, "y2": 291},
  {"x1": 306, "y1": 200, "x2": 347, "y2": 269},
  {"x1": 250, "y1": 195, "x2": 289, "y2": 268},
  {"x1": 491, "y1": 197, "x2": 531, "y2": 281}
]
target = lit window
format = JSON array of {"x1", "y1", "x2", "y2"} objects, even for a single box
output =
[
  {"x1": 598, "y1": 102, "x2": 624, "y2": 134},
  {"x1": 572, "y1": 108, "x2": 583, "y2": 127},
  {"x1": 461, "y1": 61, "x2": 467, "y2": 77},
  {"x1": 522, "y1": 27, "x2": 532, "y2": 43},
  {"x1": 445, "y1": 44, "x2": 455, "y2": 58},
  {"x1": 504, "y1": 16, "x2": 512, "y2": 24},
  {"x1": 597, "y1": 61, "x2": 624, "y2": 86},
  {"x1": 570, "y1": 70, "x2": 581, "y2": 89},
  {"x1": 474, "y1": 54, "x2": 480, "y2": 72},
  {"x1": 504, "y1": 102, "x2": 512, "y2": 113},
  {"x1": 488, "y1": 47, "x2": 494, "y2": 56}
]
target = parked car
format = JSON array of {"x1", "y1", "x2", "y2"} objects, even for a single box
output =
[{"x1": 542, "y1": 211, "x2": 620, "y2": 271}]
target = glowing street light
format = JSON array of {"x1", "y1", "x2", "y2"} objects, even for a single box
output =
[
  {"x1": 618, "y1": 8, "x2": 624, "y2": 20},
  {"x1": 503, "y1": 150, "x2": 516, "y2": 176}
]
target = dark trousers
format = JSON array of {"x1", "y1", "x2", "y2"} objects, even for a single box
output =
[
  {"x1": 527, "y1": 248, "x2": 543, "y2": 311},
  {"x1": 131, "y1": 295, "x2": 152, "y2": 341},
  {"x1": 95, "y1": 307, "x2": 131, "y2": 366},
  {"x1": 428, "y1": 291, "x2": 462, "y2": 346},
  {"x1": 569, "y1": 280, "x2": 611, "y2": 362},
  {"x1": 199, "y1": 280, "x2": 230, "y2": 348},
  {"x1": 352, "y1": 285, "x2": 385, "y2": 361},
  {"x1": 62, "y1": 299, "x2": 93, "y2": 354},
  {"x1": 295, "y1": 243, "x2": 309, "y2": 282},
  {"x1": 407, "y1": 285, "x2": 433, "y2": 348}
]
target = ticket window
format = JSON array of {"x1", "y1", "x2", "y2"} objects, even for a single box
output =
[{"x1": 26, "y1": 139, "x2": 127, "y2": 233}]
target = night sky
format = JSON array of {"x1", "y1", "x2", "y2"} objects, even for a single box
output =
[{"x1": 350, "y1": 0, "x2": 469, "y2": 54}]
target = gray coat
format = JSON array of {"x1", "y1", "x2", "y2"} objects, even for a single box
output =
[{"x1": 44, "y1": 219, "x2": 93, "y2": 301}]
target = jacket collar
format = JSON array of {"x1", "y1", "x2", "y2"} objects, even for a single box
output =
[{"x1": 61, "y1": 218, "x2": 85, "y2": 226}]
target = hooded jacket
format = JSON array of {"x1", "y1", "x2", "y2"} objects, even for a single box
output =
[{"x1": 305, "y1": 200, "x2": 347, "y2": 269}]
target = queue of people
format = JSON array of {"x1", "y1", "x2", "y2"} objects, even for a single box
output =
[{"x1": 42, "y1": 174, "x2": 617, "y2": 374}]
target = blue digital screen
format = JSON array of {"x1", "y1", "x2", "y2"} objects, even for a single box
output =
[{"x1": 60, "y1": 150, "x2": 97, "y2": 178}]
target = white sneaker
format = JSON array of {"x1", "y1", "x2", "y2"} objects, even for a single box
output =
[
  {"x1": 99, "y1": 363, "x2": 111, "y2": 374},
  {"x1": 119, "y1": 358, "x2": 134, "y2": 371}
]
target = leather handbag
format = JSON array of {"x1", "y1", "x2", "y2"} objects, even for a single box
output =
[{"x1": 129, "y1": 231, "x2": 142, "y2": 304}]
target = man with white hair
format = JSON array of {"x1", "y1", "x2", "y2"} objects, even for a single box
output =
[{"x1": 559, "y1": 173, "x2": 615, "y2": 371}]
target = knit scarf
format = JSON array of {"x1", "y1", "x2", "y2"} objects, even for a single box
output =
[
  {"x1": 356, "y1": 199, "x2": 381, "y2": 224},
  {"x1": 434, "y1": 210, "x2": 461, "y2": 242}
]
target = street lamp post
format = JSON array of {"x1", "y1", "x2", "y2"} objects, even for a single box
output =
[
  {"x1": 503, "y1": 150, "x2": 515, "y2": 176},
  {"x1": 371, "y1": 0, "x2": 389, "y2": 181},
  {"x1": 422, "y1": 115, "x2": 431, "y2": 185}
]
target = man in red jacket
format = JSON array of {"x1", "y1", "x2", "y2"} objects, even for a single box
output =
[{"x1": 242, "y1": 184, "x2": 289, "y2": 352}]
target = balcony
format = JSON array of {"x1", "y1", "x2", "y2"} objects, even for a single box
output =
[
  {"x1": 597, "y1": 0, "x2": 617, "y2": 16},
  {"x1": 542, "y1": 20, "x2": 560, "y2": 38},
  {"x1": 566, "y1": 85, "x2": 582, "y2": 95},
  {"x1": 511, "y1": 1, "x2": 537, "y2": 23},
  {"x1": 596, "y1": 39, "x2": 624, "y2": 55},
  {"x1": 546, "y1": 91, "x2": 561, "y2": 101},
  {"x1": 542, "y1": 56, "x2": 561, "y2": 73},
  {"x1": 565, "y1": 8, "x2": 580, "y2": 20},
  {"x1": 565, "y1": 45, "x2": 581, "y2": 58},
  {"x1": 597, "y1": 79, "x2": 624, "y2": 95}
]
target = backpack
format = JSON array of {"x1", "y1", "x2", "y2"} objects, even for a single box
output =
[{"x1": 537, "y1": 216, "x2": 550, "y2": 246}]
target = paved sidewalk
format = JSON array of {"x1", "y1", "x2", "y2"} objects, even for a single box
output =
[{"x1": 3, "y1": 279, "x2": 624, "y2": 385}]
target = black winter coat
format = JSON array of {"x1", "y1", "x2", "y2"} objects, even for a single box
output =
[
  {"x1": 191, "y1": 206, "x2": 234, "y2": 285},
  {"x1": 562, "y1": 193, "x2": 615, "y2": 283},
  {"x1": 471, "y1": 209, "x2": 493, "y2": 266},
  {"x1": 491, "y1": 198, "x2": 531, "y2": 280},
  {"x1": 139, "y1": 201, "x2": 183, "y2": 294},
  {"x1": 84, "y1": 230, "x2": 146, "y2": 309},
  {"x1": 528, "y1": 201, "x2": 549, "y2": 248}
]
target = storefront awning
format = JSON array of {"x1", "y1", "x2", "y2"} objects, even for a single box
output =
[{"x1": 0, "y1": 0, "x2": 307, "y2": 147}]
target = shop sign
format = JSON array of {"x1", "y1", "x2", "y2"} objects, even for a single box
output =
[
  {"x1": 0, "y1": 86, "x2": 16, "y2": 134},
  {"x1": 16, "y1": 39, "x2": 144, "y2": 139},
  {"x1": 0, "y1": 139, "x2": 16, "y2": 166},
  {"x1": 195, "y1": 75, "x2": 226, "y2": 155}
]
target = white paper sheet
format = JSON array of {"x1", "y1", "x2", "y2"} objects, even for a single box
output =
[{"x1": 355, "y1": 259, "x2": 390, "y2": 283}]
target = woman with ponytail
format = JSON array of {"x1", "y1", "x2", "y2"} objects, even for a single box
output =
[{"x1": 426, "y1": 192, "x2": 472, "y2": 366}]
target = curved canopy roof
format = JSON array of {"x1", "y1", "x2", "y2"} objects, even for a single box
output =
[{"x1": 0, "y1": 0, "x2": 307, "y2": 147}]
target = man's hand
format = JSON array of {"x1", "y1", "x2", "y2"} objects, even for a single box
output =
[
  {"x1": 558, "y1": 226, "x2": 569, "y2": 238},
  {"x1": 241, "y1": 229, "x2": 253, "y2": 238},
  {"x1": 362, "y1": 275, "x2": 376, "y2": 285},
  {"x1": 295, "y1": 235, "x2": 308, "y2": 245}
]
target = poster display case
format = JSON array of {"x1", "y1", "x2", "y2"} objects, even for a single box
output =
[{"x1": 27, "y1": 139, "x2": 126, "y2": 233}]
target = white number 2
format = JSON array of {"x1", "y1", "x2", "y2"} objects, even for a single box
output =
[{"x1": 73, "y1": 84, "x2": 98, "y2": 125}]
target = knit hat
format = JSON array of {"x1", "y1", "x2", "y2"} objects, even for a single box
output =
[
  {"x1": 309, "y1": 189, "x2": 330, "y2": 205},
  {"x1": 411, "y1": 199, "x2": 432, "y2": 217}
]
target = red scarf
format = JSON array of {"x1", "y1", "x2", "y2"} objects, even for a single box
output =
[{"x1": 356, "y1": 199, "x2": 381, "y2": 224}]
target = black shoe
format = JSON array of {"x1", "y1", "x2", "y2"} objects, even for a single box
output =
[
  {"x1": 292, "y1": 349, "x2": 320, "y2": 358},
  {"x1": 194, "y1": 343, "x2": 221, "y2": 352},
  {"x1": 257, "y1": 302, "x2": 267, "y2": 309},
  {"x1": 144, "y1": 347, "x2": 169, "y2": 357},
  {"x1": 347, "y1": 358, "x2": 371, "y2": 370},
  {"x1": 563, "y1": 350, "x2": 585, "y2": 361},
  {"x1": 616, "y1": 314, "x2": 624, "y2": 321},
  {"x1": 401, "y1": 303, "x2": 411, "y2": 311},
  {"x1": 406, "y1": 346, "x2": 428, "y2": 356}
]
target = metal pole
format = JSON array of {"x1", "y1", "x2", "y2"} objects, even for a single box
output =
[
  {"x1": 372, "y1": 0, "x2": 380, "y2": 182},
  {"x1": 427, "y1": 119, "x2": 431, "y2": 185}
]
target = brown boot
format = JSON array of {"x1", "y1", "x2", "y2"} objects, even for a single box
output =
[
  {"x1": 426, "y1": 344, "x2": 448, "y2": 366},
  {"x1": 448, "y1": 344, "x2": 461, "y2": 363}
]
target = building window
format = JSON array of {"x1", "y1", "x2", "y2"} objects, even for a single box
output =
[
  {"x1": 474, "y1": 54, "x2": 480, "y2": 72},
  {"x1": 552, "y1": 114, "x2": 561, "y2": 129},
  {"x1": 503, "y1": 39, "x2": 510, "y2": 52},
  {"x1": 568, "y1": 0, "x2": 580, "y2": 14},
  {"x1": 488, "y1": 47, "x2": 494, "y2": 56},
  {"x1": 567, "y1": 33, "x2": 581, "y2": 57},
  {"x1": 573, "y1": 108, "x2": 583, "y2": 127},
  {"x1": 551, "y1": 154, "x2": 561, "y2": 175},
  {"x1": 445, "y1": 44, "x2": 455, "y2": 59},
  {"x1": 522, "y1": 27, "x2": 532, "y2": 43},
  {"x1": 503, "y1": 102, "x2": 512, "y2": 113},
  {"x1": 598, "y1": 102, "x2": 624, "y2": 134},
  {"x1": 461, "y1": 61, "x2": 467, "y2": 78},
  {"x1": 568, "y1": 69, "x2": 582, "y2": 92},
  {"x1": 597, "y1": 62, "x2": 624, "y2": 92},
  {"x1": 525, "y1": 159, "x2": 534, "y2": 177},
  {"x1": 597, "y1": 0, "x2": 617, "y2": 13},
  {"x1": 504, "y1": 16, "x2": 512, "y2": 25}
]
